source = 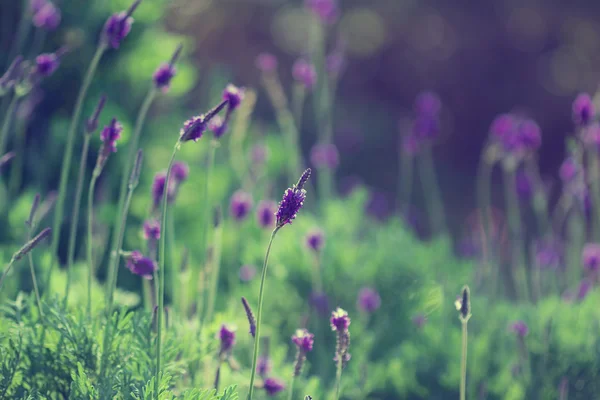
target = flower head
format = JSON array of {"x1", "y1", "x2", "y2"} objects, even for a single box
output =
[
  {"x1": 35, "y1": 53, "x2": 59, "y2": 77},
  {"x1": 256, "y1": 200, "x2": 277, "y2": 229},
  {"x1": 125, "y1": 250, "x2": 156, "y2": 279},
  {"x1": 292, "y1": 329, "x2": 314, "y2": 353},
  {"x1": 257, "y1": 356, "x2": 272, "y2": 378},
  {"x1": 310, "y1": 143, "x2": 339, "y2": 169},
  {"x1": 455, "y1": 285, "x2": 471, "y2": 321},
  {"x1": 583, "y1": 243, "x2": 600, "y2": 272},
  {"x1": 222, "y1": 84, "x2": 244, "y2": 111},
  {"x1": 151, "y1": 172, "x2": 175, "y2": 208},
  {"x1": 357, "y1": 287, "x2": 381, "y2": 313},
  {"x1": 305, "y1": 229, "x2": 325, "y2": 252},
  {"x1": 241, "y1": 297, "x2": 256, "y2": 337},
  {"x1": 256, "y1": 53, "x2": 278, "y2": 73},
  {"x1": 102, "y1": 0, "x2": 140, "y2": 49},
  {"x1": 330, "y1": 307, "x2": 351, "y2": 368},
  {"x1": 218, "y1": 324, "x2": 236, "y2": 356},
  {"x1": 86, "y1": 95, "x2": 107, "y2": 134},
  {"x1": 179, "y1": 100, "x2": 228, "y2": 142},
  {"x1": 208, "y1": 115, "x2": 227, "y2": 138},
  {"x1": 414, "y1": 91, "x2": 441, "y2": 116},
  {"x1": 330, "y1": 307, "x2": 350, "y2": 331},
  {"x1": 230, "y1": 190, "x2": 253, "y2": 221},
  {"x1": 153, "y1": 63, "x2": 176, "y2": 92},
  {"x1": 171, "y1": 161, "x2": 189, "y2": 183},
  {"x1": 239, "y1": 264, "x2": 257, "y2": 282},
  {"x1": 309, "y1": 291, "x2": 329, "y2": 316},
  {"x1": 509, "y1": 320, "x2": 529, "y2": 338},
  {"x1": 100, "y1": 118, "x2": 123, "y2": 153},
  {"x1": 560, "y1": 157, "x2": 579, "y2": 183},
  {"x1": 573, "y1": 93, "x2": 595, "y2": 126},
  {"x1": 263, "y1": 377, "x2": 285, "y2": 396},
  {"x1": 143, "y1": 219, "x2": 161, "y2": 241},
  {"x1": 276, "y1": 169, "x2": 311, "y2": 228},
  {"x1": 292, "y1": 59, "x2": 317, "y2": 89},
  {"x1": 32, "y1": 1, "x2": 61, "y2": 31}
]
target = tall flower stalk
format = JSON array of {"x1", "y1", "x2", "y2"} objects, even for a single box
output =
[
  {"x1": 48, "y1": 0, "x2": 140, "y2": 290},
  {"x1": 330, "y1": 308, "x2": 351, "y2": 400},
  {"x1": 288, "y1": 329, "x2": 314, "y2": 400},
  {"x1": 247, "y1": 168, "x2": 311, "y2": 400},
  {"x1": 456, "y1": 285, "x2": 472, "y2": 400}
]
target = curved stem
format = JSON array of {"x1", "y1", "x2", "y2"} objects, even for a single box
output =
[
  {"x1": 27, "y1": 250, "x2": 43, "y2": 317},
  {"x1": 334, "y1": 357, "x2": 342, "y2": 400},
  {"x1": 155, "y1": 142, "x2": 180, "y2": 399},
  {"x1": 64, "y1": 135, "x2": 91, "y2": 307},
  {"x1": 247, "y1": 227, "x2": 279, "y2": 400},
  {"x1": 460, "y1": 321, "x2": 468, "y2": 400},
  {"x1": 87, "y1": 172, "x2": 99, "y2": 316},
  {"x1": 48, "y1": 44, "x2": 106, "y2": 291},
  {"x1": 0, "y1": 95, "x2": 19, "y2": 159},
  {"x1": 108, "y1": 88, "x2": 157, "y2": 286}
]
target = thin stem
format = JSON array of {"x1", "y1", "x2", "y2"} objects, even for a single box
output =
[
  {"x1": 26, "y1": 216, "x2": 43, "y2": 317},
  {"x1": 460, "y1": 321, "x2": 468, "y2": 400},
  {"x1": 0, "y1": 95, "x2": 19, "y2": 159},
  {"x1": 247, "y1": 227, "x2": 279, "y2": 400},
  {"x1": 419, "y1": 146, "x2": 447, "y2": 237},
  {"x1": 334, "y1": 357, "x2": 342, "y2": 400},
  {"x1": 48, "y1": 43, "x2": 107, "y2": 291},
  {"x1": 155, "y1": 142, "x2": 180, "y2": 399},
  {"x1": 108, "y1": 88, "x2": 157, "y2": 290},
  {"x1": 87, "y1": 172, "x2": 99, "y2": 316},
  {"x1": 65, "y1": 135, "x2": 91, "y2": 307},
  {"x1": 287, "y1": 375, "x2": 296, "y2": 400},
  {"x1": 205, "y1": 206, "x2": 224, "y2": 324}
]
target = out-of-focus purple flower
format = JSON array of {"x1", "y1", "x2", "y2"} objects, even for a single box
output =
[
  {"x1": 412, "y1": 314, "x2": 427, "y2": 329},
  {"x1": 560, "y1": 157, "x2": 579, "y2": 183},
  {"x1": 509, "y1": 320, "x2": 529, "y2": 337},
  {"x1": 30, "y1": 0, "x2": 46, "y2": 14},
  {"x1": 179, "y1": 115, "x2": 207, "y2": 142},
  {"x1": 32, "y1": 1, "x2": 61, "y2": 31},
  {"x1": 330, "y1": 307, "x2": 351, "y2": 331},
  {"x1": 305, "y1": 229, "x2": 325, "y2": 252},
  {"x1": 310, "y1": 143, "x2": 340, "y2": 169},
  {"x1": 256, "y1": 200, "x2": 277, "y2": 229},
  {"x1": 239, "y1": 264, "x2": 257, "y2": 282},
  {"x1": 218, "y1": 324, "x2": 236, "y2": 355},
  {"x1": 251, "y1": 144, "x2": 268, "y2": 166},
  {"x1": 292, "y1": 329, "x2": 314, "y2": 353},
  {"x1": 153, "y1": 63, "x2": 176, "y2": 93},
  {"x1": 230, "y1": 190, "x2": 253, "y2": 221},
  {"x1": 263, "y1": 378, "x2": 285, "y2": 396},
  {"x1": 171, "y1": 161, "x2": 189, "y2": 183},
  {"x1": 292, "y1": 59, "x2": 317, "y2": 89},
  {"x1": 357, "y1": 287, "x2": 381, "y2": 313},
  {"x1": 573, "y1": 93, "x2": 595, "y2": 126},
  {"x1": 143, "y1": 219, "x2": 161, "y2": 241},
  {"x1": 412, "y1": 115, "x2": 440, "y2": 141},
  {"x1": 85, "y1": 94, "x2": 107, "y2": 134},
  {"x1": 151, "y1": 172, "x2": 175, "y2": 208},
  {"x1": 582, "y1": 123, "x2": 600, "y2": 150},
  {"x1": 582, "y1": 243, "x2": 600, "y2": 273},
  {"x1": 414, "y1": 91, "x2": 441, "y2": 117},
  {"x1": 309, "y1": 291, "x2": 329, "y2": 316},
  {"x1": 515, "y1": 169, "x2": 533, "y2": 201},
  {"x1": 208, "y1": 115, "x2": 228, "y2": 138},
  {"x1": 257, "y1": 356, "x2": 272, "y2": 378},
  {"x1": 489, "y1": 114, "x2": 541, "y2": 156},
  {"x1": 223, "y1": 84, "x2": 244, "y2": 111},
  {"x1": 489, "y1": 114, "x2": 516, "y2": 142},
  {"x1": 331, "y1": 307, "x2": 351, "y2": 367},
  {"x1": 35, "y1": 53, "x2": 59, "y2": 77},
  {"x1": 518, "y1": 118, "x2": 541, "y2": 152},
  {"x1": 276, "y1": 169, "x2": 310, "y2": 228},
  {"x1": 125, "y1": 250, "x2": 156, "y2": 279},
  {"x1": 577, "y1": 279, "x2": 592, "y2": 300},
  {"x1": 102, "y1": 0, "x2": 140, "y2": 49},
  {"x1": 255, "y1": 53, "x2": 278, "y2": 73},
  {"x1": 305, "y1": 0, "x2": 339, "y2": 24},
  {"x1": 100, "y1": 118, "x2": 123, "y2": 153},
  {"x1": 534, "y1": 239, "x2": 562, "y2": 269}
]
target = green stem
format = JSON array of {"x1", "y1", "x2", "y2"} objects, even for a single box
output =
[
  {"x1": 64, "y1": 135, "x2": 91, "y2": 307},
  {"x1": 334, "y1": 357, "x2": 342, "y2": 400},
  {"x1": 205, "y1": 206, "x2": 223, "y2": 325},
  {"x1": 87, "y1": 172, "x2": 99, "y2": 316},
  {"x1": 247, "y1": 227, "x2": 279, "y2": 400},
  {"x1": 107, "y1": 88, "x2": 157, "y2": 292},
  {"x1": 155, "y1": 142, "x2": 180, "y2": 399},
  {"x1": 287, "y1": 375, "x2": 296, "y2": 400},
  {"x1": 0, "y1": 95, "x2": 19, "y2": 159},
  {"x1": 167, "y1": 211, "x2": 178, "y2": 310},
  {"x1": 27, "y1": 249, "x2": 43, "y2": 317},
  {"x1": 0, "y1": 260, "x2": 15, "y2": 292},
  {"x1": 419, "y1": 146, "x2": 447, "y2": 237},
  {"x1": 48, "y1": 44, "x2": 106, "y2": 291},
  {"x1": 460, "y1": 321, "x2": 468, "y2": 400}
]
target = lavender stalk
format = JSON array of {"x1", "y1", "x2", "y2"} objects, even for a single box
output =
[
  {"x1": 457, "y1": 285, "x2": 472, "y2": 400},
  {"x1": 331, "y1": 308, "x2": 351, "y2": 400},
  {"x1": 0, "y1": 228, "x2": 51, "y2": 291}
]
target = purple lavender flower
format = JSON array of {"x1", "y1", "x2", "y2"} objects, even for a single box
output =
[
  {"x1": 153, "y1": 64, "x2": 176, "y2": 93},
  {"x1": 518, "y1": 118, "x2": 541, "y2": 152},
  {"x1": 583, "y1": 243, "x2": 600, "y2": 273},
  {"x1": 305, "y1": 229, "x2": 325, "y2": 252},
  {"x1": 223, "y1": 84, "x2": 244, "y2": 111},
  {"x1": 560, "y1": 157, "x2": 578, "y2": 183},
  {"x1": 577, "y1": 279, "x2": 593, "y2": 301},
  {"x1": 32, "y1": 1, "x2": 61, "y2": 31},
  {"x1": 292, "y1": 59, "x2": 317, "y2": 89},
  {"x1": 208, "y1": 115, "x2": 227, "y2": 138},
  {"x1": 100, "y1": 118, "x2": 123, "y2": 153},
  {"x1": 330, "y1": 307, "x2": 351, "y2": 367},
  {"x1": 171, "y1": 161, "x2": 189, "y2": 183},
  {"x1": 309, "y1": 291, "x2": 329, "y2": 316},
  {"x1": 86, "y1": 95, "x2": 107, "y2": 134},
  {"x1": 305, "y1": 0, "x2": 339, "y2": 24},
  {"x1": 256, "y1": 200, "x2": 277, "y2": 229},
  {"x1": 412, "y1": 314, "x2": 427, "y2": 329},
  {"x1": 125, "y1": 250, "x2": 156, "y2": 279},
  {"x1": 151, "y1": 172, "x2": 175, "y2": 208},
  {"x1": 218, "y1": 324, "x2": 236, "y2": 356},
  {"x1": 102, "y1": 1, "x2": 140, "y2": 49},
  {"x1": 35, "y1": 53, "x2": 59, "y2": 77},
  {"x1": 143, "y1": 219, "x2": 161, "y2": 241},
  {"x1": 291, "y1": 329, "x2": 314, "y2": 376},
  {"x1": 30, "y1": 0, "x2": 47, "y2": 14},
  {"x1": 489, "y1": 114, "x2": 517, "y2": 142},
  {"x1": 573, "y1": 93, "x2": 595, "y2": 126},
  {"x1": 256, "y1": 53, "x2": 278, "y2": 73},
  {"x1": 509, "y1": 320, "x2": 529, "y2": 338},
  {"x1": 330, "y1": 307, "x2": 351, "y2": 331},
  {"x1": 263, "y1": 377, "x2": 285, "y2": 396},
  {"x1": 239, "y1": 264, "x2": 257, "y2": 282},
  {"x1": 515, "y1": 168, "x2": 533, "y2": 201},
  {"x1": 257, "y1": 356, "x2": 272, "y2": 378},
  {"x1": 534, "y1": 239, "x2": 562, "y2": 269},
  {"x1": 357, "y1": 287, "x2": 381, "y2": 313},
  {"x1": 310, "y1": 143, "x2": 340, "y2": 169},
  {"x1": 241, "y1": 297, "x2": 256, "y2": 337},
  {"x1": 230, "y1": 190, "x2": 253, "y2": 221},
  {"x1": 180, "y1": 115, "x2": 207, "y2": 142},
  {"x1": 276, "y1": 168, "x2": 311, "y2": 228}
]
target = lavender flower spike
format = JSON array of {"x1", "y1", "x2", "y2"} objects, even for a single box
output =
[
  {"x1": 153, "y1": 44, "x2": 183, "y2": 93},
  {"x1": 263, "y1": 378, "x2": 285, "y2": 396},
  {"x1": 292, "y1": 328, "x2": 314, "y2": 377},
  {"x1": 179, "y1": 100, "x2": 228, "y2": 142},
  {"x1": 276, "y1": 168, "x2": 311, "y2": 228},
  {"x1": 125, "y1": 250, "x2": 156, "y2": 279},
  {"x1": 101, "y1": 0, "x2": 141, "y2": 49},
  {"x1": 85, "y1": 94, "x2": 107, "y2": 134},
  {"x1": 331, "y1": 308, "x2": 351, "y2": 368},
  {"x1": 241, "y1": 297, "x2": 257, "y2": 337}
]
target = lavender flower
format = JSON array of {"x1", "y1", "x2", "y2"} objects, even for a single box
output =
[
  {"x1": 305, "y1": 229, "x2": 325, "y2": 252},
  {"x1": 30, "y1": 0, "x2": 47, "y2": 14},
  {"x1": 143, "y1": 219, "x2": 161, "y2": 241},
  {"x1": 100, "y1": 118, "x2": 122, "y2": 153},
  {"x1": 582, "y1": 243, "x2": 600, "y2": 273},
  {"x1": 256, "y1": 200, "x2": 277, "y2": 229},
  {"x1": 291, "y1": 329, "x2": 314, "y2": 376},
  {"x1": 309, "y1": 291, "x2": 329, "y2": 316},
  {"x1": 32, "y1": 1, "x2": 61, "y2": 31},
  {"x1": 125, "y1": 250, "x2": 156, "y2": 279},
  {"x1": 34, "y1": 53, "x2": 59, "y2": 77},
  {"x1": 239, "y1": 264, "x2": 257, "y2": 282},
  {"x1": 263, "y1": 378, "x2": 285, "y2": 396},
  {"x1": 305, "y1": 0, "x2": 339, "y2": 24},
  {"x1": 573, "y1": 93, "x2": 595, "y2": 126},
  {"x1": 310, "y1": 143, "x2": 340, "y2": 169},
  {"x1": 230, "y1": 190, "x2": 253, "y2": 221},
  {"x1": 218, "y1": 324, "x2": 236, "y2": 357},
  {"x1": 153, "y1": 64, "x2": 176, "y2": 92},
  {"x1": 171, "y1": 161, "x2": 189, "y2": 183},
  {"x1": 241, "y1": 297, "x2": 257, "y2": 337},
  {"x1": 151, "y1": 172, "x2": 174, "y2": 208},
  {"x1": 257, "y1": 356, "x2": 272, "y2": 378},
  {"x1": 292, "y1": 59, "x2": 317, "y2": 89},
  {"x1": 559, "y1": 157, "x2": 578, "y2": 183},
  {"x1": 256, "y1": 53, "x2": 278, "y2": 73},
  {"x1": 330, "y1": 307, "x2": 351, "y2": 367},
  {"x1": 534, "y1": 239, "x2": 562, "y2": 269},
  {"x1": 509, "y1": 321, "x2": 529, "y2": 337},
  {"x1": 85, "y1": 95, "x2": 107, "y2": 134},
  {"x1": 223, "y1": 84, "x2": 244, "y2": 111},
  {"x1": 179, "y1": 100, "x2": 228, "y2": 142},
  {"x1": 102, "y1": 0, "x2": 140, "y2": 49},
  {"x1": 414, "y1": 91, "x2": 441, "y2": 116},
  {"x1": 455, "y1": 285, "x2": 471, "y2": 321},
  {"x1": 357, "y1": 287, "x2": 381, "y2": 313},
  {"x1": 276, "y1": 168, "x2": 311, "y2": 228}
]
